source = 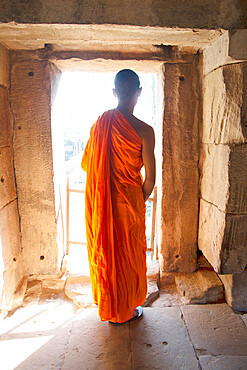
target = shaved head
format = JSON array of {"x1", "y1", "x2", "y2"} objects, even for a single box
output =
[{"x1": 114, "y1": 69, "x2": 140, "y2": 98}]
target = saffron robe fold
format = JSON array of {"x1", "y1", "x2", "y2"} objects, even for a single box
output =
[{"x1": 81, "y1": 109, "x2": 147, "y2": 323}]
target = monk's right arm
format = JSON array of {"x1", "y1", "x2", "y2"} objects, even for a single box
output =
[{"x1": 142, "y1": 127, "x2": 156, "y2": 202}]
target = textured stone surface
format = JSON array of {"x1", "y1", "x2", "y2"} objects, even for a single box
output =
[
  {"x1": 11, "y1": 59, "x2": 58, "y2": 275},
  {"x1": 0, "y1": 0, "x2": 245, "y2": 29},
  {"x1": 0, "y1": 87, "x2": 12, "y2": 148},
  {"x1": 0, "y1": 200, "x2": 21, "y2": 271},
  {"x1": 202, "y1": 63, "x2": 247, "y2": 144},
  {"x1": 65, "y1": 275, "x2": 94, "y2": 308},
  {"x1": 199, "y1": 355, "x2": 247, "y2": 370},
  {"x1": 229, "y1": 29, "x2": 247, "y2": 60},
  {"x1": 131, "y1": 307, "x2": 199, "y2": 369},
  {"x1": 63, "y1": 309, "x2": 132, "y2": 370},
  {"x1": 1, "y1": 301, "x2": 247, "y2": 369},
  {"x1": 200, "y1": 144, "x2": 247, "y2": 214},
  {"x1": 175, "y1": 270, "x2": 224, "y2": 304},
  {"x1": 202, "y1": 31, "x2": 229, "y2": 76},
  {"x1": 150, "y1": 283, "x2": 184, "y2": 307},
  {"x1": 0, "y1": 43, "x2": 9, "y2": 87},
  {"x1": 181, "y1": 304, "x2": 247, "y2": 356},
  {"x1": 241, "y1": 314, "x2": 247, "y2": 327},
  {"x1": 0, "y1": 147, "x2": 16, "y2": 209},
  {"x1": 42, "y1": 278, "x2": 65, "y2": 293},
  {"x1": 0, "y1": 299, "x2": 75, "y2": 370},
  {"x1": 199, "y1": 199, "x2": 247, "y2": 274},
  {"x1": 219, "y1": 271, "x2": 247, "y2": 312},
  {"x1": 1, "y1": 253, "x2": 24, "y2": 310},
  {"x1": 143, "y1": 259, "x2": 160, "y2": 307},
  {"x1": 160, "y1": 62, "x2": 198, "y2": 273}
]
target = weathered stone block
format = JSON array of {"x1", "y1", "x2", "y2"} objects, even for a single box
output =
[
  {"x1": 11, "y1": 59, "x2": 58, "y2": 275},
  {"x1": 0, "y1": 147, "x2": 16, "y2": 209},
  {"x1": 131, "y1": 307, "x2": 199, "y2": 370},
  {"x1": 65, "y1": 274, "x2": 93, "y2": 308},
  {"x1": 0, "y1": 253, "x2": 24, "y2": 310},
  {"x1": 0, "y1": 87, "x2": 12, "y2": 147},
  {"x1": 0, "y1": 43, "x2": 9, "y2": 87},
  {"x1": 175, "y1": 270, "x2": 224, "y2": 304},
  {"x1": 0, "y1": 200, "x2": 21, "y2": 270},
  {"x1": 199, "y1": 199, "x2": 247, "y2": 274},
  {"x1": 219, "y1": 271, "x2": 247, "y2": 312},
  {"x1": 200, "y1": 143, "x2": 247, "y2": 214},
  {"x1": 199, "y1": 355, "x2": 247, "y2": 370},
  {"x1": 42, "y1": 278, "x2": 65, "y2": 293},
  {"x1": 203, "y1": 31, "x2": 229, "y2": 76},
  {"x1": 160, "y1": 62, "x2": 198, "y2": 273},
  {"x1": 202, "y1": 63, "x2": 247, "y2": 144},
  {"x1": 181, "y1": 304, "x2": 247, "y2": 356}
]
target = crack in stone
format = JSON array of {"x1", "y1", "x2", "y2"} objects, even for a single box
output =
[
  {"x1": 1, "y1": 197, "x2": 17, "y2": 210},
  {"x1": 203, "y1": 60, "x2": 247, "y2": 78},
  {"x1": 60, "y1": 320, "x2": 74, "y2": 369},
  {"x1": 179, "y1": 307, "x2": 202, "y2": 370},
  {"x1": 201, "y1": 197, "x2": 247, "y2": 215},
  {"x1": 129, "y1": 322, "x2": 134, "y2": 370},
  {"x1": 8, "y1": 74, "x2": 22, "y2": 236}
]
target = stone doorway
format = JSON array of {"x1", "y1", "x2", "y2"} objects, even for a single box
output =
[{"x1": 0, "y1": 24, "x2": 246, "y2": 314}]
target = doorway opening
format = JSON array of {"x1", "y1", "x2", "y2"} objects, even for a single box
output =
[{"x1": 51, "y1": 69, "x2": 160, "y2": 276}]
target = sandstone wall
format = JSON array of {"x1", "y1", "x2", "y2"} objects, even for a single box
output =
[
  {"x1": 0, "y1": 0, "x2": 246, "y2": 29},
  {"x1": 0, "y1": 43, "x2": 24, "y2": 310},
  {"x1": 10, "y1": 55, "x2": 59, "y2": 275},
  {"x1": 199, "y1": 60, "x2": 247, "y2": 275},
  {"x1": 159, "y1": 59, "x2": 199, "y2": 278}
]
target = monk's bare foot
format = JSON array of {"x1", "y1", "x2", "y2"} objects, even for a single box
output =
[{"x1": 132, "y1": 308, "x2": 139, "y2": 319}]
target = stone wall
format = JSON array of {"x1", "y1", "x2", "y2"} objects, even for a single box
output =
[
  {"x1": 10, "y1": 54, "x2": 59, "y2": 275},
  {"x1": 199, "y1": 54, "x2": 247, "y2": 274},
  {"x1": 0, "y1": 43, "x2": 24, "y2": 310},
  {"x1": 0, "y1": 0, "x2": 246, "y2": 29}
]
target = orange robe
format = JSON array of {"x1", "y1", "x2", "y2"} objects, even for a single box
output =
[{"x1": 81, "y1": 108, "x2": 147, "y2": 323}]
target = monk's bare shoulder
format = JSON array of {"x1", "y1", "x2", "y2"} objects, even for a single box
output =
[{"x1": 131, "y1": 116, "x2": 154, "y2": 142}]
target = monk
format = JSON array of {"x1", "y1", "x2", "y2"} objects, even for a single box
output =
[{"x1": 81, "y1": 69, "x2": 155, "y2": 324}]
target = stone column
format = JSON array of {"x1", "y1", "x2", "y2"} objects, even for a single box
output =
[
  {"x1": 159, "y1": 60, "x2": 199, "y2": 280},
  {"x1": 10, "y1": 54, "x2": 59, "y2": 275},
  {"x1": 0, "y1": 43, "x2": 24, "y2": 310}
]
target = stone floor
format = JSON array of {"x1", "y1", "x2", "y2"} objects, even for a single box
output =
[{"x1": 1, "y1": 296, "x2": 247, "y2": 370}]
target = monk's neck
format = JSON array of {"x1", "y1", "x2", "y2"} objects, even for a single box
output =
[{"x1": 117, "y1": 103, "x2": 134, "y2": 115}]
